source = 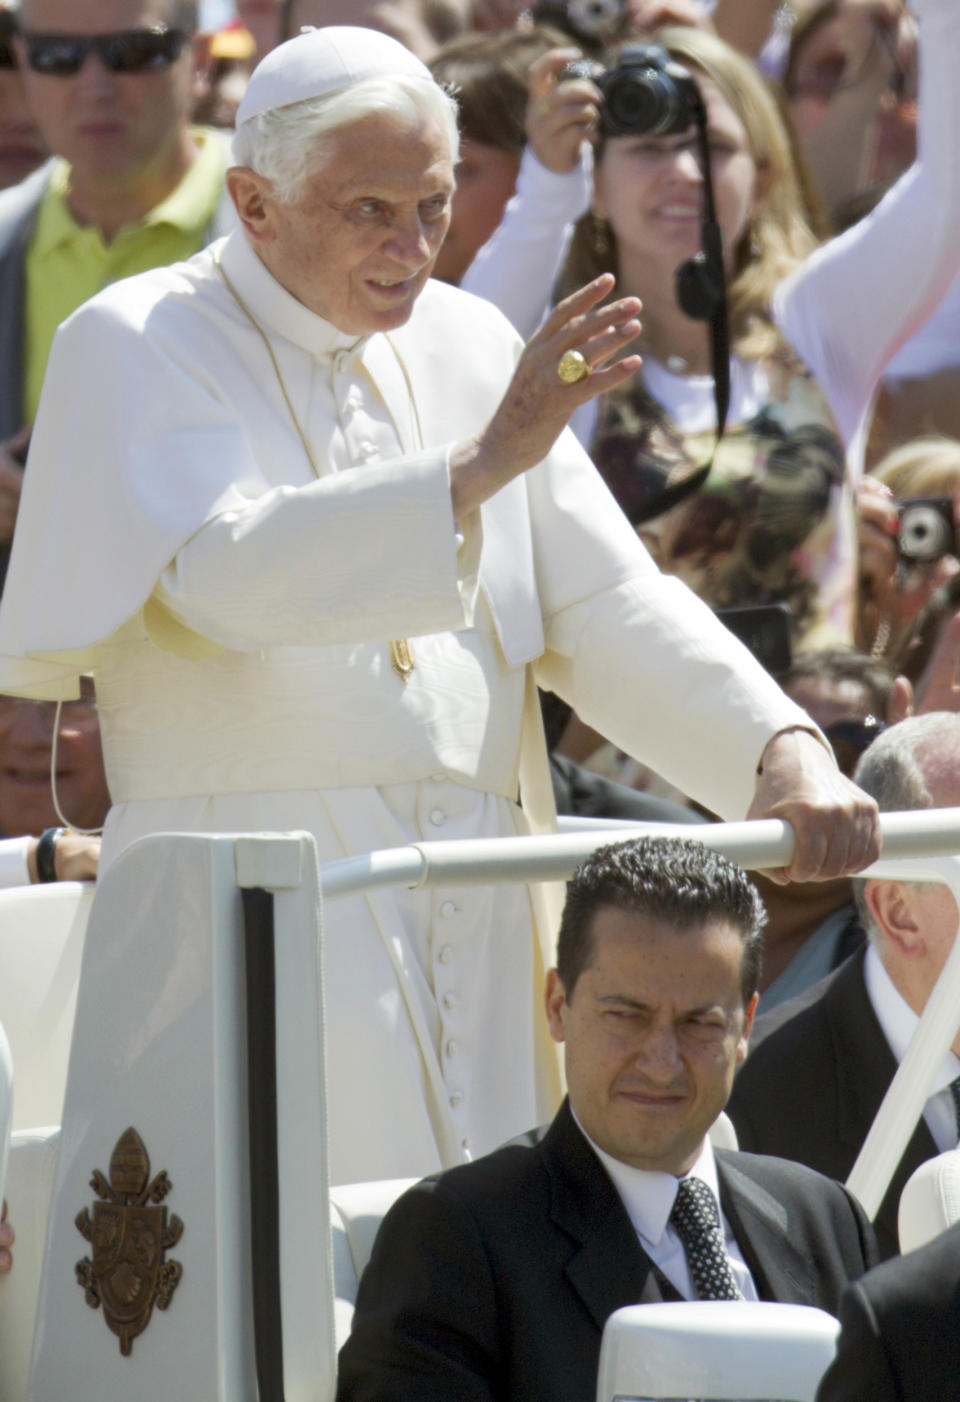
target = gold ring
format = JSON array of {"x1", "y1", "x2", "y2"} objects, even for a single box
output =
[{"x1": 557, "y1": 349, "x2": 590, "y2": 384}]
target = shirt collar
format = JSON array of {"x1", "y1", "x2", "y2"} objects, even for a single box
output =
[
  {"x1": 571, "y1": 1105, "x2": 719, "y2": 1250},
  {"x1": 34, "y1": 128, "x2": 224, "y2": 259},
  {"x1": 865, "y1": 942, "x2": 960, "y2": 1094},
  {"x1": 216, "y1": 225, "x2": 365, "y2": 361}
]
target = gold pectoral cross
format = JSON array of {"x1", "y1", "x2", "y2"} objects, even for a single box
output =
[{"x1": 390, "y1": 639, "x2": 414, "y2": 682}]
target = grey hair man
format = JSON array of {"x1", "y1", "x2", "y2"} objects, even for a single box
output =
[
  {"x1": 338, "y1": 837, "x2": 878, "y2": 1402},
  {"x1": 730, "y1": 712, "x2": 960, "y2": 1258},
  {"x1": 0, "y1": 25, "x2": 878, "y2": 1187}
]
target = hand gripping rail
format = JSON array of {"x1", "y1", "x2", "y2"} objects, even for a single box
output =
[{"x1": 318, "y1": 807, "x2": 960, "y2": 1225}]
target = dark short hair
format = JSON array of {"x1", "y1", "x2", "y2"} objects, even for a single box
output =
[
  {"x1": 428, "y1": 26, "x2": 568, "y2": 155},
  {"x1": 780, "y1": 648, "x2": 894, "y2": 718},
  {"x1": 556, "y1": 837, "x2": 766, "y2": 1004}
]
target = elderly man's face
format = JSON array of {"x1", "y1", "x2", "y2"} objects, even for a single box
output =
[
  {"x1": 546, "y1": 906, "x2": 756, "y2": 1175},
  {"x1": 245, "y1": 110, "x2": 454, "y2": 334}
]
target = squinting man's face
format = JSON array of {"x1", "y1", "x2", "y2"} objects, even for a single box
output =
[
  {"x1": 547, "y1": 906, "x2": 756, "y2": 1175},
  {"x1": 249, "y1": 111, "x2": 454, "y2": 334},
  {"x1": 16, "y1": 0, "x2": 194, "y2": 185}
]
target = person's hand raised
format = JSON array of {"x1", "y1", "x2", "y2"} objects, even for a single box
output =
[
  {"x1": 450, "y1": 274, "x2": 642, "y2": 517},
  {"x1": 526, "y1": 49, "x2": 601, "y2": 175}
]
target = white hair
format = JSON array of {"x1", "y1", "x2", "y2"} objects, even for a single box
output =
[
  {"x1": 853, "y1": 713, "x2": 960, "y2": 941},
  {"x1": 231, "y1": 75, "x2": 460, "y2": 206}
]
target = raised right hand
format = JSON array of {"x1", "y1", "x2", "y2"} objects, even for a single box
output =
[{"x1": 450, "y1": 275, "x2": 641, "y2": 518}]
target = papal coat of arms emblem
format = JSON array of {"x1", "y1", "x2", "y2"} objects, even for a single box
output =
[{"x1": 75, "y1": 1127, "x2": 184, "y2": 1356}]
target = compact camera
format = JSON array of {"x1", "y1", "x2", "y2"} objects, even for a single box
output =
[
  {"x1": 561, "y1": 43, "x2": 702, "y2": 138},
  {"x1": 897, "y1": 496, "x2": 957, "y2": 564}
]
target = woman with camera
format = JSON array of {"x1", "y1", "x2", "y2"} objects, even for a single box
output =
[{"x1": 465, "y1": 0, "x2": 960, "y2": 653}]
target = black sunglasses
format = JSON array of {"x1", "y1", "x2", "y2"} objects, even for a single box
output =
[
  {"x1": 22, "y1": 25, "x2": 188, "y2": 76},
  {"x1": 824, "y1": 715, "x2": 887, "y2": 777}
]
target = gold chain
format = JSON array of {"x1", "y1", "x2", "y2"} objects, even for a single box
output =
[{"x1": 214, "y1": 248, "x2": 414, "y2": 681}]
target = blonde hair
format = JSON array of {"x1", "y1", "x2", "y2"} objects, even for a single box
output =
[
  {"x1": 565, "y1": 25, "x2": 818, "y2": 360},
  {"x1": 872, "y1": 436, "x2": 960, "y2": 499}
]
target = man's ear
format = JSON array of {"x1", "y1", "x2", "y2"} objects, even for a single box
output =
[
  {"x1": 225, "y1": 166, "x2": 277, "y2": 244},
  {"x1": 545, "y1": 968, "x2": 568, "y2": 1045},
  {"x1": 736, "y1": 990, "x2": 759, "y2": 1066},
  {"x1": 865, "y1": 879, "x2": 925, "y2": 958}
]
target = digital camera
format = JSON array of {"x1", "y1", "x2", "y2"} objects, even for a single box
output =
[
  {"x1": 897, "y1": 496, "x2": 957, "y2": 564},
  {"x1": 562, "y1": 43, "x2": 702, "y2": 138}
]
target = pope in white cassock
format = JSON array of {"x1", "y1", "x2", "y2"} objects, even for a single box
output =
[{"x1": 0, "y1": 27, "x2": 879, "y2": 1185}]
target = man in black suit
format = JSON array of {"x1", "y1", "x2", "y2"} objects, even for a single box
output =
[
  {"x1": 816, "y1": 1221, "x2": 960, "y2": 1401},
  {"x1": 728, "y1": 713, "x2": 960, "y2": 1259},
  {"x1": 337, "y1": 837, "x2": 879, "y2": 1402}
]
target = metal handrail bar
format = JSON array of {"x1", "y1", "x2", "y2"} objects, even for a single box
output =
[
  {"x1": 317, "y1": 809, "x2": 960, "y2": 1227},
  {"x1": 318, "y1": 808, "x2": 960, "y2": 897}
]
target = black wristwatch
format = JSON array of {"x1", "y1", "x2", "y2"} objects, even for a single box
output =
[{"x1": 35, "y1": 826, "x2": 66, "y2": 884}]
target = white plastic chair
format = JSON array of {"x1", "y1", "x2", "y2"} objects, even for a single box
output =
[
  {"x1": 330, "y1": 1178, "x2": 417, "y2": 1346},
  {"x1": 898, "y1": 1146, "x2": 960, "y2": 1255},
  {"x1": 596, "y1": 1301, "x2": 840, "y2": 1402},
  {"x1": 0, "y1": 883, "x2": 91, "y2": 1129}
]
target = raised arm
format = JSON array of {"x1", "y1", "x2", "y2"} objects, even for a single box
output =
[{"x1": 776, "y1": 0, "x2": 960, "y2": 451}]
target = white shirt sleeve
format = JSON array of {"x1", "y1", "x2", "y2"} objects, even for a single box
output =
[
  {"x1": 774, "y1": 0, "x2": 960, "y2": 462},
  {"x1": 459, "y1": 145, "x2": 593, "y2": 339},
  {"x1": 0, "y1": 836, "x2": 32, "y2": 888}
]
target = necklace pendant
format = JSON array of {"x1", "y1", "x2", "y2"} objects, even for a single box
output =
[{"x1": 390, "y1": 639, "x2": 415, "y2": 682}]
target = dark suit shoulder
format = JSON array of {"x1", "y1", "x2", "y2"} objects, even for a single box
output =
[
  {"x1": 727, "y1": 952, "x2": 869, "y2": 1157},
  {"x1": 816, "y1": 1223, "x2": 960, "y2": 1402},
  {"x1": 718, "y1": 1147, "x2": 874, "y2": 1239},
  {"x1": 751, "y1": 948, "x2": 864, "y2": 1046}
]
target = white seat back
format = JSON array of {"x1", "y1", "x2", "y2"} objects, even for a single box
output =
[
  {"x1": 329, "y1": 1178, "x2": 417, "y2": 1347},
  {"x1": 898, "y1": 1147, "x2": 960, "y2": 1254},
  {"x1": 0, "y1": 1127, "x2": 60, "y2": 1402},
  {"x1": 596, "y1": 1301, "x2": 840, "y2": 1402},
  {"x1": 0, "y1": 884, "x2": 91, "y2": 1130},
  {"x1": 27, "y1": 833, "x2": 335, "y2": 1402}
]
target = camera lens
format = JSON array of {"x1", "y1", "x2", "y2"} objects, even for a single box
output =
[
  {"x1": 606, "y1": 67, "x2": 682, "y2": 134},
  {"x1": 898, "y1": 502, "x2": 954, "y2": 563}
]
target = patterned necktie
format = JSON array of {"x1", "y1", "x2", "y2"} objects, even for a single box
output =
[
  {"x1": 948, "y1": 1075, "x2": 960, "y2": 1141},
  {"x1": 669, "y1": 1177, "x2": 744, "y2": 1301}
]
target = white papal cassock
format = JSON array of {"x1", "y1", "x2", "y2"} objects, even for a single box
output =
[{"x1": 0, "y1": 229, "x2": 809, "y2": 1184}]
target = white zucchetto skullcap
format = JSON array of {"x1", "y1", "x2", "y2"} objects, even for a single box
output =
[{"x1": 236, "y1": 25, "x2": 436, "y2": 127}]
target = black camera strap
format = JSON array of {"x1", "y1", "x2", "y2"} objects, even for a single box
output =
[{"x1": 642, "y1": 92, "x2": 730, "y2": 522}]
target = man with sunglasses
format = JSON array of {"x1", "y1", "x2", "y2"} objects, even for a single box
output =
[
  {"x1": 730, "y1": 712, "x2": 960, "y2": 1261},
  {"x1": 0, "y1": 0, "x2": 235, "y2": 590}
]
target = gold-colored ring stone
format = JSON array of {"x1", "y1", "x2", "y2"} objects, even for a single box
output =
[{"x1": 557, "y1": 349, "x2": 590, "y2": 384}]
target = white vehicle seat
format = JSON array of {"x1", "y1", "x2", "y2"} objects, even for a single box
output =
[
  {"x1": 0, "y1": 1127, "x2": 60, "y2": 1402},
  {"x1": 0, "y1": 884, "x2": 91, "y2": 1130},
  {"x1": 596, "y1": 1300, "x2": 840, "y2": 1402},
  {"x1": 329, "y1": 1178, "x2": 417, "y2": 1347},
  {"x1": 898, "y1": 1146, "x2": 960, "y2": 1254}
]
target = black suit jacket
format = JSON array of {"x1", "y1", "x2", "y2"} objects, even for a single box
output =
[
  {"x1": 816, "y1": 1220, "x2": 960, "y2": 1402},
  {"x1": 337, "y1": 1100, "x2": 879, "y2": 1402},
  {"x1": 727, "y1": 948, "x2": 938, "y2": 1260}
]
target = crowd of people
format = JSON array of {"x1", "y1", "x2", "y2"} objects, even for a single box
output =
[{"x1": 0, "y1": 0, "x2": 958, "y2": 1394}]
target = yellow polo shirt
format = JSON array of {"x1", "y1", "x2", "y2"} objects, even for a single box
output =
[{"x1": 23, "y1": 127, "x2": 225, "y2": 423}]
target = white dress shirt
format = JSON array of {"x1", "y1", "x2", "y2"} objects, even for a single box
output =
[
  {"x1": 864, "y1": 943, "x2": 960, "y2": 1151},
  {"x1": 574, "y1": 1110, "x2": 759, "y2": 1301}
]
